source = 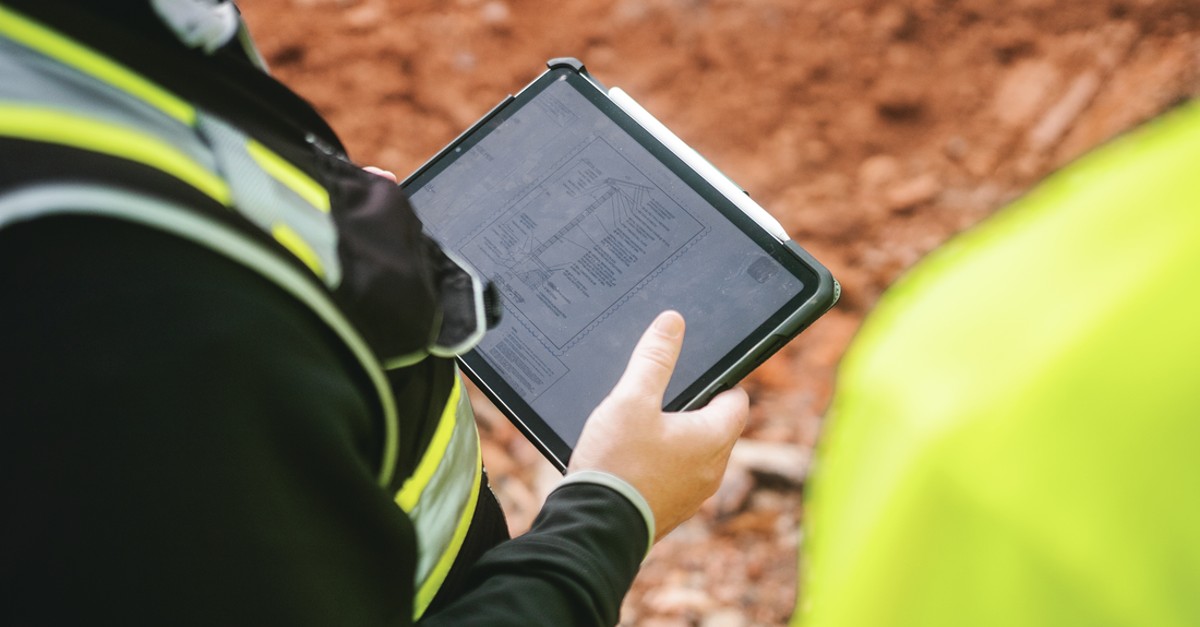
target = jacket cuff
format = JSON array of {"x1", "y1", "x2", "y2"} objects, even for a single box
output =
[{"x1": 559, "y1": 470, "x2": 655, "y2": 557}]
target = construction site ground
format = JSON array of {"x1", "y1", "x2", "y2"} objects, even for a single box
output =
[{"x1": 243, "y1": 2, "x2": 1200, "y2": 624}]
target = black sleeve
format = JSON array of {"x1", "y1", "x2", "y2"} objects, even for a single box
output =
[{"x1": 420, "y1": 482, "x2": 648, "y2": 626}]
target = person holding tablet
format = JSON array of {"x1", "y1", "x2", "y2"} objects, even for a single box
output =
[{"x1": 0, "y1": 1, "x2": 746, "y2": 625}]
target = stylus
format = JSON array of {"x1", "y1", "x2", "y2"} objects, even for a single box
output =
[{"x1": 607, "y1": 87, "x2": 790, "y2": 242}]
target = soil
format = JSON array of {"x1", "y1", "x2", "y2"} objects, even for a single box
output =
[{"x1": 242, "y1": 1, "x2": 1200, "y2": 624}]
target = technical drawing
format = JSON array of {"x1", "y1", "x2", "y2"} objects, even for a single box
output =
[{"x1": 461, "y1": 137, "x2": 705, "y2": 350}]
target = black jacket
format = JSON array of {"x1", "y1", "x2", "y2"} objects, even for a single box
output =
[{"x1": 0, "y1": 1, "x2": 646, "y2": 624}]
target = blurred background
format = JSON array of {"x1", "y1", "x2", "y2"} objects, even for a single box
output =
[{"x1": 242, "y1": 1, "x2": 1200, "y2": 624}]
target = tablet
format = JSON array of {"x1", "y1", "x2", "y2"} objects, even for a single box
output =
[{"x1": 403, "y1": 59, "x2": 838, "y2": 471}]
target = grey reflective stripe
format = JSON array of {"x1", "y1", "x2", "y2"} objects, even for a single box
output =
[
  {"x1": 0, "y1": 184, "x2": 400, "y2": 488},
  {"x1": 196, "y1": 112, "x2": 342, "y2": 286},
  {"x1": 0, "y1": 27, "x2": 342, "y2": 287},
  {"x1": 0, "y1": 36, "x2": 217, "y2": 173},
  {"x1": 393, "y1": 371, "x2": 482, "y2": 618}
]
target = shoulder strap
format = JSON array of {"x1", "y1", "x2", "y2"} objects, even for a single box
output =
[
  {"x1": 0, "y1": 7, "x2": 400, "y2": 486},
  {"x1": 0, "y1": 7, "x2": 342, "y2": 283}
]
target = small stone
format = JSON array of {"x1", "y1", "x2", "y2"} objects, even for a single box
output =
[
  {"x1": 857, "y1": 154, "x2": 902, "y2": 191},
  {"x1": 345, "y1": 1, "x2": 385, "y2": 29},
  {"x1": 645, "y1": 585, "x2": 716, "y2": 615},
  {"x1": 885, "y1": 173, "x2": 940, "y2": 211},
  {"x1": 728, "y1": 439, "x2": 809, "y2": 486},
  {"x1": 992, "y1": 60, "x2": 1060, "y2": 128},
  {"x1": 480, "y1": 0, "x2": 510, "y2": 25},
  {"x1": 453, "y1": 51, "x2": 477, "y2": 72},
  {"x1": 706, "y1": 462, "x2": 755, "y2": 517},
  {"x1": 701, "y1": 608, "x2": 749, "y2": 627},
  {"x1": 1027, "y1": 71, "x2": 1101, "y2": 151}
]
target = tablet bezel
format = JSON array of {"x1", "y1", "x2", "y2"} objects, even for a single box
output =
[{"x1": 402, "y1": 63, "x2": 838, "y2": 470}]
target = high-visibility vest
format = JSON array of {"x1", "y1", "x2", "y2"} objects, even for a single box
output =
[
  {"x1": 0, "y1": 5, "x2": 484, "y2": 619},
  {"x1": 794, "y1": 101, "x2": 1200, "y2": 626}
]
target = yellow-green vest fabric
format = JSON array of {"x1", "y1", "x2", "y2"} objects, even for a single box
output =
[{"x1": 795, "y1": 101, "x2": 1200, "y2": 626}]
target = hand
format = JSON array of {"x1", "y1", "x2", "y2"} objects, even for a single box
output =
[{"x1": 568, "y1": 311, "x2": 749, "y2": 542}]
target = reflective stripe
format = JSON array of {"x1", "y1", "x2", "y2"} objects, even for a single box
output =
[
  {"x1": 196, "y1": 113, "x2": 340, "y2": 285},
  {"x1": 247, "y1": 139, "x2": 331, "y2": 213},
  {"x1": 271, "y1": 222, "x2": 324, "y2": 278},
  {"x1": 1, "y1": 10, "x2": 342, "y2": 287},
  {"x1": 0, "y1": 104, "x2": 232, "y2": 205},
  {"x1": 395, "y1": 377, "x2": 464, "y2": 511},
  {"x1": 415, "y1": 438, "x2": 481, "y2": 619},
  {"x1": 0, "y1": 36, "x2": 216, "y2": 170},
  {"x1": 395, "y1": 374, "x2": 483, "y2": 620},
  {"x1": 0, "y1": 5, "x2": 194, "y2": 124},
  {"x1": 0, "y1": 183, "x2": 400, "y2": 486}
]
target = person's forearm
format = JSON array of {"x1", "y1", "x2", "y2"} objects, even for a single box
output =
[{"x1": 419, "y1": 482, "x2": 647, "y2": 626}]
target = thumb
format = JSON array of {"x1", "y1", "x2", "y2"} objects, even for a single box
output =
[{"x1": 614, "y1": 311, "x2": 686, "y2": 402}]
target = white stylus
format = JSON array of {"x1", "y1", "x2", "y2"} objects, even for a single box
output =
[{"x1": 607, "y1": 87, "x2": 790, "y2": 242}]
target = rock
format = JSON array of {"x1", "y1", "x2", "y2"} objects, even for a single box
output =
[
  {"x1": 479, "y1": 1, "x2": 510, "y2": 25},
  {"x1": 728, "y1": 439, "x2": 809, "y2": 486},
  {"x1": 344, "y1": 1, "x2": 385, "y2": 29},
  {"x1": 885, "y1": 173, "x2": 941, "y2": 211},
  {"x1": 706, "y1": 461, "x2": 756, "y2": 517},
  {"x1": 857, "y1": 154, "x2": 902, "y2": 191},
  {"x1": 1027, "y1": 71, "x2": 1101, "y2": 151},
  {"x1": 992, "y1": 60, "x2": 1061, "y2": 128},
  {"x1": 701, "y1": 608, "x2": 749, "y2": 627},
  {"x1": 645, "y1": 585, "x2": 716, "y2": 615}
]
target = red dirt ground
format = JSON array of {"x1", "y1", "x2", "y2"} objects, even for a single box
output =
[{"x1": 242, "y1": 1, "x2": 1200, "y2": 624}]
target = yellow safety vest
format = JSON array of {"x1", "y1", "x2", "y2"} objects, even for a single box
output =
[
  {"x1": 794, "y1": 101, "x2": 1200, "y2": 625},
  {"x1": 0, "y1": 5, "x2": 481, "y2": 619}
]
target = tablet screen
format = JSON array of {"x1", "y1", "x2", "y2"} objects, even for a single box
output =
[{"x1": 406, "y1": 70, "x2": 817, "y2": 461}]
